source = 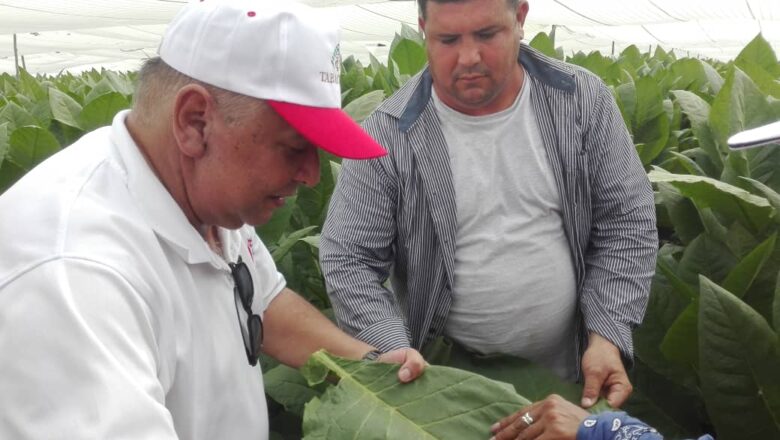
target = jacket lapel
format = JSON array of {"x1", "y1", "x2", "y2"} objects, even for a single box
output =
[{"x1": 408, "y1": 103, "x2": 458, "y2": 288}]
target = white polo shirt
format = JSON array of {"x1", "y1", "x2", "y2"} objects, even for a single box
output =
[{"x1": 0, "y1": 110, "x2": 285, "y2": 439}]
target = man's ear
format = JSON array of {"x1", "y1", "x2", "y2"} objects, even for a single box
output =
[
  {"x1": 172, "y1": 84, "x2": 216, "y2": 159},
  {"x1": 516, "y1": 0, "x2": 530, "y2": 32}
]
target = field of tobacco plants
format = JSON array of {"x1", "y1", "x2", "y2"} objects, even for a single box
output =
[{"x1": 1, "y1": 27, "x2": 778, "y2": 439}]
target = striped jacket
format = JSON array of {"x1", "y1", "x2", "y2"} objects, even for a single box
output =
[{"x1": 320, "y1": 45, "x2": 658, "y2": 369}]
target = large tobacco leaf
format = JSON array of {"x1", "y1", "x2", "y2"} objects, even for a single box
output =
[
  {"x1": 301, "y1": 350, "x2": 530, "y2": 439},
  {"x1": 670, "y1": 90, "x2": 722, "y2": 172},
  {"x1": 265, "y1": 364, "x2": 323, "y2": 416},
  {"x1": 624, "y1": 360, "x2": 706, "y2": 438},
  {"x1": 343, "y1": 90, "x2": 385, "y2": 123},
  {"x1": 48, "y1": 87, "x2": 83, "y2": 129},
  {"x1": 390, "y1": 39, "x2": 427, "y2": 77},
  {"x1": 8, "y1": 125, "x2": 60, "y2": 170},
  {"x1": 698, "y1": 276, "x2": 780, "y2": 440},
  {"x1": 0, "y1": 122, "x2": 8, "y2": 170},
  {"x1": 649, "y1": 168, "x2": 774, "y2": 234},
  {"x1": 78, "y1": 92, "x2": 130, "y2": 131},
  {"x1": 775, "y1": 271, "x2": 780, "y2": 332},
  {"x1": 656, "y1": 181, "x2": 703, "y2": 244}
]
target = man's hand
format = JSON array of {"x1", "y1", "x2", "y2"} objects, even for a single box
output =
[
  {"x1": 377, "y1": 348, "x2": 427, "y2": 383},
  {"x1": 490, "y1": 394, "x2": 588, "y2": 440},
  {"x1": 580, "y1": 332, "x2": 632, "y2": 408}
]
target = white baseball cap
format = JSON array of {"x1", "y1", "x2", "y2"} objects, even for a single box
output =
[
  {"x1": 727, "y1": 120, "x2": 780, "y2": 150},
  {"x1": 159, "y1": 0, "x2": 386, "y2": 160}
]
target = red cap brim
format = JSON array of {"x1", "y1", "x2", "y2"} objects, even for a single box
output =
[{"x1": 267, "y1": 101, "x2": 386, "y2": 160}]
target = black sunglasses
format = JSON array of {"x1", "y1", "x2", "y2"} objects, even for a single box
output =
[{"x1": 229, "y1": 256, "x2": 264, "y2": 366}]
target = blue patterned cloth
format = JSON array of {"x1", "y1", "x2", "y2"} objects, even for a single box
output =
[{"x1": 577, "y1": 412, "x2": 715, "y2": 440}]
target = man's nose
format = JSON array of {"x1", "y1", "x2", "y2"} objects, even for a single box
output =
[{"x1": 458, "y1": 39, "x2": 481, "y2": 67}]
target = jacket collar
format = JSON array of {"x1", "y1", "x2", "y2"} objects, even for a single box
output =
[{"x1": 396, "y1": 44, "x2": 577, "y2": 132}]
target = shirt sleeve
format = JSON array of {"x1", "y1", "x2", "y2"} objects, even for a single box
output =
[
  {"x1": 319, "y1": 142, "x2": 412, "y2": 352},
  {"x1": 0, "y1": 258, "x2": 178, "y2": 438},
  {"x1": 579, "y1": 79, "x2": 658, "y2": 360}
]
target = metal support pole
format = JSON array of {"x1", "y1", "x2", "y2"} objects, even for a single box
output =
[{"x1": 13, "y1": 33, "x2": 19, "y2": 78}]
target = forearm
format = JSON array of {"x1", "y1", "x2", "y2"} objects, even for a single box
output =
[{"x1": 261, "y1": 288, "x2": 375, "y2": 367}]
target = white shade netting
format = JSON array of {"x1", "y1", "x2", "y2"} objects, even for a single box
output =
[{"x1": 1, "y1": 0, "x2": 780, "y2": 75}]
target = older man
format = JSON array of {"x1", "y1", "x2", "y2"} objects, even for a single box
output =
[
  {"x1": 0, "y1": 2, "x2": 424, "y2": 438},
  {"x1": 321, "y1": 0, "x2": 657, "y2": 410}
]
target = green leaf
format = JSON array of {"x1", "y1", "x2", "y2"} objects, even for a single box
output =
[
  {"x1": 656, "y1": 257, "x2": 698, "y2": 301},
  {"x1": 329, "y1": 160, "x2": 341, "y2": 184},
  {"x1": 84, "y1": 77, "x2": 119, "y2": 104},
  {"x1": 295, "y1": 152, "x2": 339, "y2": 227},
  {"x1": 300, "y1": 234, "x2": 320, "y2": 250},
  {"x1": 0, "y1": 101, "x2": 38, "y2": 132},
  {"x1": 671, "y1": 90, "x2": 722, "y2": 170},
  {"x1": 398, "y1": 23, "x2": 424, "y2": 46},
  {"x1": 0, "y1": 122, "x2": 8, "y2": 170},
  {"x1": 667, "y1": 58, "x2": 722, "y2": 95},
  {"x1": 264, "y1": 364, "x2": 323, "y2": 416},
  {"x1": 8, "y1": 126, "x2": 60, "y2": 171},
  {"x1": 634, "y1": 76, "x2": 665, "y2": 127},
  {"x1": 634, "y1": 265, "x2": 699, "y2": 390},
  {"x1": 648, "y1": 168, "x2": 774, "y2": 234},
  {"x1": 637, "y1": 116, "x2": 670, "y2": 166},
  {"x1": 774, "y1": 272, "x2": 780, "y2": 332},
  {"x1": 48, "y1": 87, "x2": 83, "y2": 129},
  {"x1": 390, "y1": 39, "x2": 427, "y2": 77},
  {"x1": 744, "y1": 146, "x2": 780, "y2": 202},
  {"x1": 737, "y1": 60, "x2": 780, "y2": 98},
  {"x1": 442, "y1": 344, "x2": 582, "y2": 404},
  {"x1": 17, "y1": 68, "x2": 46, "y2": 101},
  {"x1": 14, "y1": 91, "x2": 52, "y2": 127},
  {"x1": 735, "y1": 34, "x2": 780, "y2": 77},
  {"x1": 699, "y1": 61, "x2": 725, "y2": 95},
  {"x1": 343, "y1": 90, "x2": 385, "y2": 123},
  {"x1": 668, "y1": 151, "x2": 705, "y2": 176},
  {"x1": 0, "y1": 160, "x2": 25, "y2": 194},
  {"x1": 698, "y1": 276, "x2": 780, "y2": 440},
  {"x1": 614, "y1": 82, "x2": 636, "y2": 129},
  {"x1": 724, "y1": 218, "x2": 760, "y2": 259},
  {"x1": 271, "y1": 226, "x2": 318, "y2": 262},
  {"x1": 103, "y1": 70, "x2": 135, "y2": 96},
  {"x1": 529, "y1": 32, "x2": 559, "y2": 59},
  {"x1": 697, "y1": 207, "x2": 729, "y2": 244},
  {"x1": 257, "y1": 195, "x2": 298, "y2": 246},
  {"x1": 676, "y1": 233, "x2": 737, "y2": 286},
  {"x1": 660, "y1": 300, "x2": 699, "y2": 371},
  {"x1": 709, "y1": 66, "x2": 775, "y2": 155},
  {"x1": 656, "y1": 182, "x2": 702, "y2": 244},
  {"x1": 301, "y1": 350, "x2": 531, "y2": 439},
  {"x1": 722, "y1": 233, "x2": 777, "y2": 298},
  {"x1": 624, "y1": 361, "x2": 704, "y2": 439},
  {"x1": 79, "y1": 92, "x2": 130, "y2": 132}
]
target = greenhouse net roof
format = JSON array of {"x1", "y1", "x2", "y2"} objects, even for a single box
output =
[{"x1": 2, "y1": 0, "x2": 780, "y2": 75}]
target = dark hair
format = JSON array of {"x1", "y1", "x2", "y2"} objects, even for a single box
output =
[{"x1": 417, "y1": 0, "x2": 520, "y2": 19}]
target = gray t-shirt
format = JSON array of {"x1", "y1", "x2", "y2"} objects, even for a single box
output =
[{"x1": 434, "y1": 79, "x2": 578, "y2": 380}]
